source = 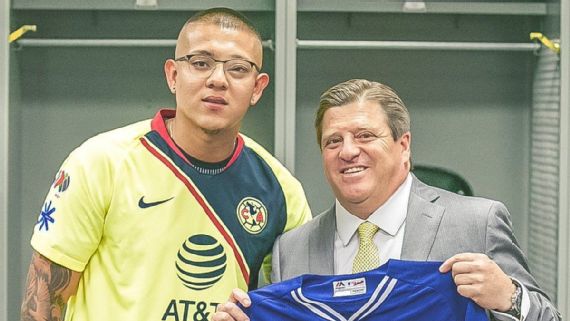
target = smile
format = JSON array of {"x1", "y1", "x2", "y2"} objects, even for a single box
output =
[{"x1": 342, "y1": 166, "x2": 366, "y2": 174}]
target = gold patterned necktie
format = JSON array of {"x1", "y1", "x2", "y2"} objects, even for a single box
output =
[{"x1": 352, "y1": 221, "x2": 380, "y2": 273}]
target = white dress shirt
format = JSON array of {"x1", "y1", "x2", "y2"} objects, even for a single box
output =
[
  {"x1": 334, "y1": 173, "x2": 412, "y2": 274},
  {"x1": 332, "y1": 172, "x2": 529, "y2": 320}
]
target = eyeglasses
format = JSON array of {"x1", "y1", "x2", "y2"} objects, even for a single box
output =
[{"x1": 174, "y1": 54, "x2": 260, "y2": 80}]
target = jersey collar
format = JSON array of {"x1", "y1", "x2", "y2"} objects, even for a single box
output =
[{"x1": 150, "y1": 108, "x2": 245, "y2": 170}]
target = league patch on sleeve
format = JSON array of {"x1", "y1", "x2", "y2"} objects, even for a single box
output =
[
  {"x1": 36, "y1": 200, "x2": 56, "y2": 231},
  {"x1": 52, "y1": 169, "x2": 71, "y2": 197}
]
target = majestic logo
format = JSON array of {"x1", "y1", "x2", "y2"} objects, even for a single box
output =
[
  {"x1": 236, "y1": 197, "x2": 267, "y2": 234},
  {"x1": 37, "y1": 201, "x2": 56, "y2": 231},
  {"x1": 333, "y1": 277, "x2": 367, "y2": 297},
  {"x1": 138, "y1": 196, "x2": 173, "y2": 209},
  {"x1": 176, "y1": 234, "x2": 227, "y2": 291},
  {"x1": 52, "y1": 170, "x2": 71, "y2": 194}
]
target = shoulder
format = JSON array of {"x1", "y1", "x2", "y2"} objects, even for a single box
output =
[
  {"x1": 56, "y1": 119, "x2": 152, "y2": 188},
  {"x1": 240, "y1": 133, "x2": 311, "y2": 224},
  {"x1": 78, "y1": 119, "x2": 150, "y2": 154},
  {"x1": 413, "y1": 177, "x2": 505, "y2": 218},
  {"x1": 411, "y1": 177, "x2": 512, "y2": 240},
  {"x1": 278, "y1": 209, "x2": 332, "y2": 244},
  {"x1": 240, "y1": 134, "x2": 295, "y2": 180},
  {"x1": 69, "y1": 119, "x2": 151, "y2": 163}
]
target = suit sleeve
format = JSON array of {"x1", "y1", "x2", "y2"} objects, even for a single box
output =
[
  {"x1": 485, "y1": 201, "x2": 561, "y2": 321},
  {"x1": 270, "y1": 235, "x2": 283, "y2": 284}
]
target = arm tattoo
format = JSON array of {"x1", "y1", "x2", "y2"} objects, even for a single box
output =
[{"x1": 21, "y1": 252, "x2": 78, "y2": 321}]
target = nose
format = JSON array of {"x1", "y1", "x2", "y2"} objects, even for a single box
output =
[
  {"x1": 338, "y1": 137, "x2": 360, "y2": 161},
  {"x1": 206, "y1": 63, "x2": 228, "y2": 89}
]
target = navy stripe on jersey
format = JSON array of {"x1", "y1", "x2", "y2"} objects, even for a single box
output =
[{"x1": 144, "y1": 129, "x2": 288, "y2": 289}]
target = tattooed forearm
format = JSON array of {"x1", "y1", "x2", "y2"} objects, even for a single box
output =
[{"x1": 21, "y1": 251, "x2": 81, "y2": 321}]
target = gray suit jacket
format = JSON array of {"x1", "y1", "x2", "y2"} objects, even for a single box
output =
[{"x1": 271, "y1": 176, "x2": 560, "y2": 321}]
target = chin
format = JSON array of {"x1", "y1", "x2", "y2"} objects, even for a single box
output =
[
  {"x1": 201, "y1": 127, "x2": 223, "y2": 135},
  {"x1": 339, "y1": 191, "x2": 368, "y2": 204},
  {"x1": 197, "y1": 121, "x2": 227, "y2": 134}
]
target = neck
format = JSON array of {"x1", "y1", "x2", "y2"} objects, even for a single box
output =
[
  {"x1": 168, "y1": 118, "x2": 238, "y2": 162},
  {"x1": 343, "y1": 202, "x2": 382, "y2": 221}
]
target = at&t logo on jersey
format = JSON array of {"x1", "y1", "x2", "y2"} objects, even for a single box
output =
[
  {"x1": 236, "y1": 197, "x2": 267, "y2": 234},
  {"x1": 175, "y1": 234, "x2": 227, "y2": 290},
  {"x1": 163, "y1": 235, "x2": 226, "y2": 321}
]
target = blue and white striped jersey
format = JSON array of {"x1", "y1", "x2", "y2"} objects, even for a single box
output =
[{"x1": 244, "y1": 259, "x2": 488, "y2": 321}]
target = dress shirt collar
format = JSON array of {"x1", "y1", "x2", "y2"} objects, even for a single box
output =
[{"x1": 335, "y1": 173, "x2": 413, "y2": 246}]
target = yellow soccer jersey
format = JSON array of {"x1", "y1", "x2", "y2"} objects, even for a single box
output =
[{"x1": 30, "y1": 109, "x2": 312, "y2": 321}]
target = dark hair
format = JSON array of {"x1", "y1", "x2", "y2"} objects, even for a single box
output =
[{"x1": 185, "y1": 7, "x2": 262, "y2": 42}]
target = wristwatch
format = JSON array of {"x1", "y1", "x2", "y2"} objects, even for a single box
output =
[{"x1": 506, "y1": 278, "x2": 522, "y2": 320}]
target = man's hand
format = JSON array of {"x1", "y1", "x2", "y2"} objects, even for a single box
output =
[
  {"x1": 439, "y1": 253, "x2": 515, "y2": 312},
  {"x1": 211, "y1": 288, "x2": 252, "y2": 321}
]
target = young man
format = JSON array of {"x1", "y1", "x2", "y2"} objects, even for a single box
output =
[{"x1": 21, "y1": 8, "x2": 311, "y2": 321}]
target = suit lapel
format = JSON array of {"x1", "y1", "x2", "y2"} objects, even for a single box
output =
[
  {"x1": 401, "y1": 177, "x2": 445, "y2": 260},
  {"x1": 309, "y1": 208, "x2": 335, "y2": 275}
]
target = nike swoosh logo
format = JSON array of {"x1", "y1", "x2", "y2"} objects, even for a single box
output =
[{"x1": 138, "y1": 196, "x2": 174, "y2": 209}]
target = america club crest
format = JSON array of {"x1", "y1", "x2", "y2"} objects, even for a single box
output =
[{"x1": 236, "y1": 197, "x2": 267, "y2": 234}]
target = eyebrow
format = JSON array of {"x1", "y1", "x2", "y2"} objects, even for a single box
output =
[
  {"x1": 321, "y1": 132, "x2": 340, "y2": 142},
  {"x1": 187, "y1": 50, "x2": 252, "y2": 61},
  {"x1": 187, "y1": 50, "x2": 213, "y2": 56}
]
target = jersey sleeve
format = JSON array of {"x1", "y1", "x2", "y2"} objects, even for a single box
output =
[
  {"x1": 240, "y1": 134, "x2": 312, "y2": 283},
  {"x1": 260, "y1": 168, "x2": 311, "y2": 279},
  {"x1": 261, "y1": 176, "x2": 312, "y2": 282},
  {"x1": 30, "y1": 137, "x2": 115, "y2": 272}
]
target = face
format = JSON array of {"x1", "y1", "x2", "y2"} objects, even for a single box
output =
[
  {"x1": 164, "y1": 23, "x2": 269, "y2": 135},
  {"x1": 320, "y1": 100, "x2": 411, "y2": 218}
]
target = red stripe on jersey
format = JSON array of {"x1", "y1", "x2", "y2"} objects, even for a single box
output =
[
  {"x1": 150, "y1": 109, "x2": 242, "y2": 172},
  {"x1": 225, "y1": 135, "x2": 244, "y2": 168},
  {"x1": 150, "y1": 109, "x2": 190, "y2": 163},
  {"x1": 140, "y1": 137, "x2": 250, "y2": 284}
]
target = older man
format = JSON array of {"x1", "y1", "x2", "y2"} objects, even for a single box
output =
[{"x1": 214, "y1": 79, "x2": 559, "y2": 321}]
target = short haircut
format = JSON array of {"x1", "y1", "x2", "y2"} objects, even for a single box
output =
[
  {"x1": 184, "y1": 7, "x2": 262, "y2": 43},
  {"x1": 315, "y1": 79, "x2": 410, "y2": 148}
]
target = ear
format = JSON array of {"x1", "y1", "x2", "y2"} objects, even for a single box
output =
[
  {"x1": 164, "y1": 59, "x2": 177, "y2": 94},
  {"x1": 399, "y1": 131, "x2": 412, "y2": 163},
  {"x1": 250, "y1": 72, "x2": 270, "y2": 105}
]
